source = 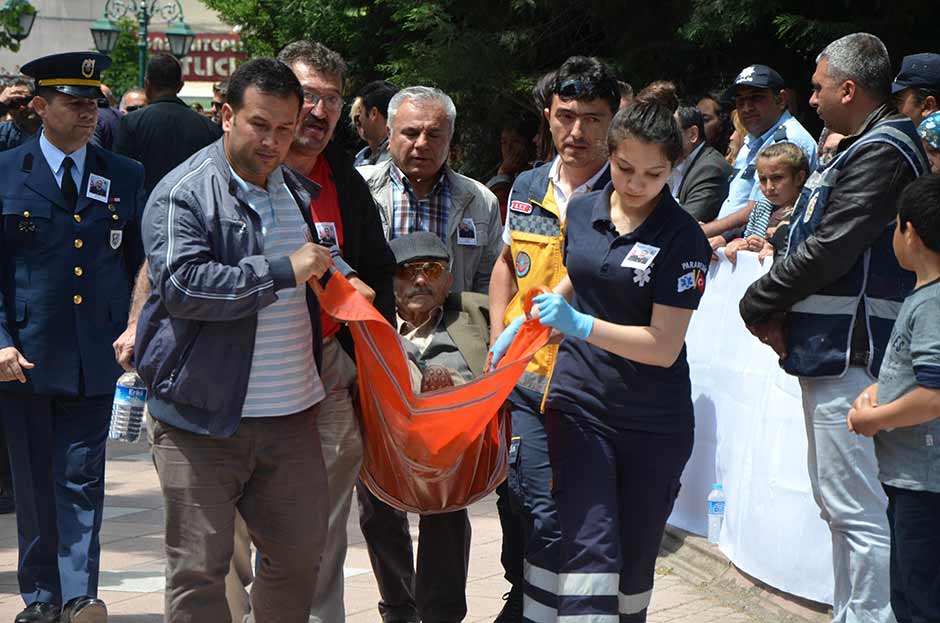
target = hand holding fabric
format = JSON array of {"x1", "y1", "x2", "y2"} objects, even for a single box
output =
[
  {"x1": 487, "y1": 315, "x2": 525, "y2": 370},
  {"x1": 532, "y1": 294, "x2": 594, "y2": 340}
]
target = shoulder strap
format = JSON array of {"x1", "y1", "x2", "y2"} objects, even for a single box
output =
[
  {"x1": 522, "y1": 162, "x2": 553, "y2": 202},
  {"x1": 834, "y1": 119, "x2": 928, "y2": 177},
  {"x1": 772, "y1": 125, "x2": 788, "y2": 143}
]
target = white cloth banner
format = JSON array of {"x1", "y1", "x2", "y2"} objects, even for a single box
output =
[{"x1": 668, "y1": 252, "x2": 835, "y2": 605}]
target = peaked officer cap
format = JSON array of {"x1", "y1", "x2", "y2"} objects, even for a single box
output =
[{"x1": 21, "y1": 51, "x2": 112, "y2": 99}]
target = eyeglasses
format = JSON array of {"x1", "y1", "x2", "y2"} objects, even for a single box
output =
[
  {"x1": 396, "y1": 260, "x2": 447, "y2": 281},
  {"x1": 303, "y1": 90, "x2": 343, "y2": 112}
]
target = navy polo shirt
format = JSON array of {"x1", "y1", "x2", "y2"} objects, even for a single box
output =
[{"x1": 546, "y1": 183, "x2": 712, "y2": 433}]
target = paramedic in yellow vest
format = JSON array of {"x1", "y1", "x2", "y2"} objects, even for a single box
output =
[{"x1": 488, "y1": 56, "x2": 618, "y2": 622}]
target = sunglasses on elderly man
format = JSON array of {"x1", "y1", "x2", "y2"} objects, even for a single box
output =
[{"x1": 396, "y1": 260, "x2": 448, "y2": 281}]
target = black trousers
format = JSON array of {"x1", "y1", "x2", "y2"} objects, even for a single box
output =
[
  {"x1": 496, "y1": 480, "x2": 524, "y2": 588},
  {"x1": 356, "y1": 481, "x2": 471, "y2": 623},
  {"x1": 884, "y1": 484, "x2": 940, "y2": 623}
]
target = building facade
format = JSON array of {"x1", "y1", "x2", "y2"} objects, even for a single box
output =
[{"x1": 0, "y1": 0, "x2": 242, "y2": 100}]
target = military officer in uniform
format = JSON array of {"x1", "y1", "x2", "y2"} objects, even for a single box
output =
[{"x1": 0, "y1": 52, "x2": 146, "y2": 623}]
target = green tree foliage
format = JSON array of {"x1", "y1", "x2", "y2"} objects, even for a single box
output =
[
  {"x1": 199, "y1": 0, "x2": 938, "y2": 174},
  {"x1": 101, "y1": 18, "x2": 141, "y2": 100}
]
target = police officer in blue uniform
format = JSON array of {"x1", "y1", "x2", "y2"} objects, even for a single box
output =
[
  {"x1": 702, "y1": 64, "x2": 817, "y2": 242},
  {"x1": 0, "y1": 52, "x2": 146, "y2": 623},
  {"x1": 493, "y1": 102, "x2": 712, "y2": 622}
]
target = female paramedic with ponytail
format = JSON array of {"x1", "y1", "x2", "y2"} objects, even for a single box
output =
[{"x1": 491, "y1": 101, "x2": 712, "y2": 621}]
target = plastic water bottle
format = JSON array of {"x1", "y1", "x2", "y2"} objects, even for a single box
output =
[
  {"x1": 707, "y1": 483, "x2": 726, "y2": 545},
  {"x1": 110, "y1": 372, "x2": 147, "y2": 443}
]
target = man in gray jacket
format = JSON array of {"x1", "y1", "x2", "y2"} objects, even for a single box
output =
[
  {"x1": 136, "y1": 58, "x2": 355, "y2": 623},
  {"x1": 672, "y1": 105, "x2": 732, "y2": 222},
  {"x1": 357, "y1": 86, "x2": 502, "y2": 294}
]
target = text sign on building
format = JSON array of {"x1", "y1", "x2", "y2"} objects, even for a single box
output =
[{"x1": 148, "y1": 32, "x2": 246, "y2": 82}]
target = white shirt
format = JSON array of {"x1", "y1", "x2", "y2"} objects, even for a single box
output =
[
  {"x1": 39, "y1": 131, "x2": 85, "y2": 192},
  {"x1": 501, "y1": 156, "x2": 610, "y2": 245},
  {"x1": 668, "y1": 143, "x2": 704, "y2": 200}
]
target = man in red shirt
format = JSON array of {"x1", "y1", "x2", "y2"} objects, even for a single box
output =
[
  {"x1": 281, "y1": 40, "x2": 396, "y2": 623},
  {"x1": 226, "y1": 40, "x2": 395, "y2": 623}
]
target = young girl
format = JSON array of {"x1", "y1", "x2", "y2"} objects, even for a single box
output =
[
  {"x1": 724, "y1": 141, "x2": 808, "y2": 264},
  {"x1": 493, "y1": 102, "x2": 711, "y2": 621}
]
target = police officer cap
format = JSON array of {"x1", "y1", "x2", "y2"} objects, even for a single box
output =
[
  {"x1": 390, "y1": 231, "x2": 451, "y2": 266},
  {"x1": 892, "y1": 53, "x2": 940, "y2": 95},
  {"x1": 20, "y1": 51, "x2": 112, "y2": 99},
  {"x1": 726, "y1": 64, "x2": 785, "y2": 99}
]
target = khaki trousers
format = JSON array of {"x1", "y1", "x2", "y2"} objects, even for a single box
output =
[
  {"x1": 152, "y1": 406, "x2": 328, "y2": 623},
  {"x1": 231, "y1": 338, "x2": 362, "y2": 623}
]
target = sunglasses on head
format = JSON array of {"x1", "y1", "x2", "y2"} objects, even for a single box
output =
[
  {"x1": 555, "y1": 77, "x2": 617, "y2": 102},
  {"x1": 396, "y1": 260, "x2": 447, "y2": 281}
]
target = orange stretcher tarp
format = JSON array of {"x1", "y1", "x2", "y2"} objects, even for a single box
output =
[{"x1": 310, "y1": 272, "x2": 550, "y2": 514}]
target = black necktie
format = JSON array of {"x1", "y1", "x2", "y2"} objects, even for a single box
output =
[{"x1": 61, "y1": 156, "x2": 77, "y2": 212}]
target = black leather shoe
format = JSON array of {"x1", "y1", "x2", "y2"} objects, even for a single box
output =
[
  {"x1": 60, "y1": 597, "x2": 106, "y2": 623},
  {"x1": 14, "y1": 602, "x2": 60, "y2": 623}
]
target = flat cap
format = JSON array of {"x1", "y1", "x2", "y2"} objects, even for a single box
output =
[{"x1": 389, "y1": 231, "x2": 450, "y2": 266}]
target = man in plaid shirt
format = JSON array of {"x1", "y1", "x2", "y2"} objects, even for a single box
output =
[{"x1": 358, "y1": 85, "x2": 502, "y2": 295}]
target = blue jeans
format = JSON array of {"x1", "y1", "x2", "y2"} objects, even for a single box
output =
[
  {"x1": 800, "y1": 367, "x2": 895, "y2": 623},
  {"x1": 884, "y1": 484, "x2": 940, "y2": 623}
]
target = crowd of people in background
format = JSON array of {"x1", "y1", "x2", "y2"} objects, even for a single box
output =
[{"x1": 0, "y1": 27, "x2": 939, "y2": 623}]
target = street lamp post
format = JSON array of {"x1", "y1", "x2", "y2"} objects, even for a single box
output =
[
  {"x1": 1, "y1": 0, "x2": 37, "y2": 45},
  {"x1": 90, "y1": 1, "x2": 195, "y2": 87}
]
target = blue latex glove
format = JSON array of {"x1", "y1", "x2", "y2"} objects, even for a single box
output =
[
  {"x1": 533, "y1": 293, "x2": 594, "y2": 340},
  {"x1": 488, "y1": 315, "x2": 525, "y2": 370}
]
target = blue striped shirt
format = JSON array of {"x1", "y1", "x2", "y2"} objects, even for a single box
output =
[
  {"x1": 743, "y1": 197, "x2": 775, "y2": 238},
  {"x1": 233, "y1": 166, "x2": 325, "y2": 418}
]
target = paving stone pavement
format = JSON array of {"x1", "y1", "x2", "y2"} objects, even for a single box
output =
[{"x1": 0, "y1": 439, "x2": 767, "y2": 622}]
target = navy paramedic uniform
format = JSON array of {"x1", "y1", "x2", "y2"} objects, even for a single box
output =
[
  {"x1": 0, "y1": 52, "x2": 146, "y2": 610},
  {"x1": 545, "y1": 185, "x2": 711, "y2": 621},
  {"x1": 503, "y1": 159, "x2": 611, "y2": 623}
]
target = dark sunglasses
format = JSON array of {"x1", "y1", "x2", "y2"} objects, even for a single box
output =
[
  {"x1": 396, "y1": 260, "x2": 447, "y2": 281},
  {"x1": 555, "y1": 77, "x2": 618, "y2": 102},
  {"x1": 211, "y1": 101, "x2": 223, "y2": 109},
  {"x1": 124, "y1": 105, "x2": 142, "y2": 113}
]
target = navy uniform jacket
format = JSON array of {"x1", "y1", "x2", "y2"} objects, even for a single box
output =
[{"x1": 0, "y1": 138, "x2": 146, "y2": 397}]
